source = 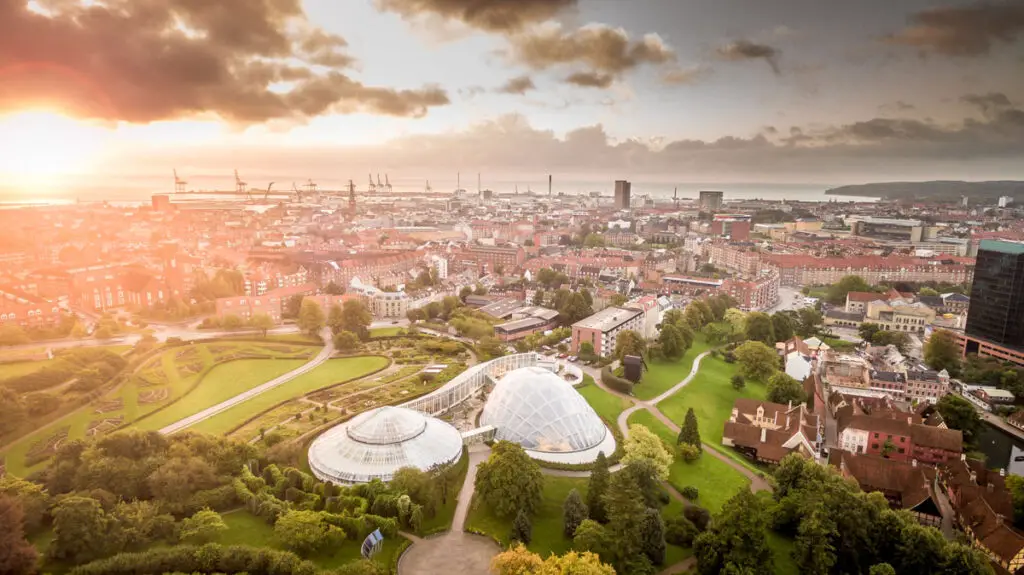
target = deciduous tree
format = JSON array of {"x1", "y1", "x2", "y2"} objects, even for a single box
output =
[
  {"x1": 475, "y1": 441, "x2": 544, "y2": 518},
  {"x1": 658, "y1": 323, "x2": 685, "y2": 360},
  {"x1": 333, "y1": 330, "x2": 360, "y2": 352},
  {"x1": 767, "y1": 373, "x2": 805, "y2": 405},
  {"x1": 50, "y1": 495, "x2": 123, "y2": 563},
  {"x1": 936, "y1": 394, "x2": 982, "y2": 441},
  {"x1": 744, "y1": 312, "x2": 776, "y2": 346},
  {"x1": 179, "y1": 508, "x2": 228, "y2": 544},
  {"x1": 275, "y1": 509, "x2": 344, "y2": 555},
  {"x1": 0, "y1": 495, "x2": 38, "y2": 575},
  {"x1": 622, "y1": 425, "x2": 672, "y2": 480},
  {"x1": 693, "y1": 489, "x2": 772, "y2": 575},
  {"x1": 772, "y1": 312, "x2": 795, "y2": 342},
  {"x1": 251, "y1": 313, "x2": 274, "y2": 337},
  {"x1": 925, "y1": 330, "x2": 963, "y2": 376},
  {"x1": 614, "y1": 330, "x2": 646, "y2": 361},
  {"x1": 827, "y1": 275, "x2": 870, "y2": 305},
  {"x1": 734, "y1": 341, "x2": 778, "y2": 381},
  {"x1": 297, "y1": 299, "x2": 325, "y2": 335}
]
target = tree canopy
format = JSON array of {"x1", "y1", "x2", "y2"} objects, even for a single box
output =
[
  {"x1": 925, "y1": 330, "x2": 963, "y2": 376},
  {"x1": 734, "y1": 341, "x2": 779, "y2": 382},
  {"x1": 475, "y1": 441, "x2": 544, "y2": 518}
]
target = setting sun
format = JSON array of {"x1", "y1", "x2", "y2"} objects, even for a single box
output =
[{"x1": 0, "y1": 111, "x2": 108, "y2": 184}]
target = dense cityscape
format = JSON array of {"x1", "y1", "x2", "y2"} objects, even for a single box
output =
[{"x1": 2, "y1": 1, "x2": 1024, "y2": 575}]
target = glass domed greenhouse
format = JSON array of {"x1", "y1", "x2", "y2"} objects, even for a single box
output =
[
  {"x1": 308, "y1": 406, "x2": 463, "y2": 484},
  {"x1": 480, "y1": 366, "x2": 616, "y2": 464}
]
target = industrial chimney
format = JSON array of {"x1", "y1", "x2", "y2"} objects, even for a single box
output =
[{"x1": 548, "y1": 174, "x2": 552, "y2": 196}]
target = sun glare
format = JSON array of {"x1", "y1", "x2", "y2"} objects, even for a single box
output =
[{"x1": 0, "y1": 111, "x2": 108, "y2": 184}]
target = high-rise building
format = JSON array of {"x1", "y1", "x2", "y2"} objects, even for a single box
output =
[
  {"x1": 699, "y1": 190, "x2": 724, "y2": 212},
  {"x1": 962, "y1": 240, "x2": 1024, "y2": 365},
  {"x1": 614, "y1": 180, "x2": 631, "y2": 210}
]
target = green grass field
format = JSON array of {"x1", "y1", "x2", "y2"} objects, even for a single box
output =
[
  {"x1": 0, "y1": 360, "x2": 54, "y2": 379},
  {"x1": 134, "y1": 359, "x2": 306, "y2": 431},
  {"x1": 657, "y1": 356, "x2": 766, "y2": 447},
  {"x1": 189, "y1": 356, "x2": 389, "y2": 436},
  {"x1": 369, "y1": 327, "x2": 405, "y2": 338},
  {"x1": 633, "y1": 335, "x2": 710, "y2": 401},
  {"x1": 0, "y1": 341, "x2": 322, "y2": 476},
  {"x1": 627, "y1": 410, "x2": 750, "y2": 513},
  {"x1": 576, "y1": 375, "x2": 632, "y2": 423}
]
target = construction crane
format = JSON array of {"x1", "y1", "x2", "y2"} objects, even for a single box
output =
[
  {"x1": 234, "y1": 170, "x2": 247, "y2": 196},
  {"x1": 173, "y1": 169, "x2": 187, "y2": 194},
  {"x1": 377, "y1": 174, "x2": 383, "y2": 190},
  {"x1": 368, "y1": 174, "x2": 376, "y2": 193},
  {"x1": 263, "y1": 182, "x2": 275, "y2": 200},
  {"x1": 384, "y1": 174, "x2": 393, "y2": 193}
]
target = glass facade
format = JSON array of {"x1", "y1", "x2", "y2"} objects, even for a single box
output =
[
  {"x1": 481, "y1": 366, "x2": 607, "y2": 453},
  {"x1": 966, "y1": 240, "x2": 1024, "y2": 349}
]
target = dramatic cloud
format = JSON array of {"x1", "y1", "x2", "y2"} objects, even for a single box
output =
[
  {"x1": 565, "y1": 72, "x2": 614, "y2": 88},
  {"x1": 717, "y1": 40, "x2": 782, "y2": 74},
  {"x1": 374, "y1": 0, "x2": 576, "y2": 33},
  {"x1": 0, "y1": 0, "x2": 449, "y2": 123},
  {"x1": 496, "y1": 75, "x2": 536, "y2": 95},
  {"x1": 510, "y1": 25, "x2": 675, "y2": 74},
  {"x1": 886, "y1": 2, "x2": 1024, "y2": 56}
]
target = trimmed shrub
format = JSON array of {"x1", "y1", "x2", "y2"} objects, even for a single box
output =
[
  {"x1": 680, "y1": 486, "x2": 699, "y2": 501},
  {"x1": 601, "y1": 366, "x2": 633, "y2": 395},
  {"x1": 68, "y1": 544, "x2": 318, "y2": 575}
]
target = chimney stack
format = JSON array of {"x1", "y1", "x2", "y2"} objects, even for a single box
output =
[
  {"x1": 912, "y1": 459, "x2": 917, "y2": 468},
  {"x1": 548, "y1": 174, "x2": 552, "y2": 196},
  {"x1": 907, "y1": 416, "x2": 913, "y2": 425}
]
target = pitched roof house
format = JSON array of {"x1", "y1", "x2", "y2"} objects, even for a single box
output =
[
  {"x1": 722, "y1": 398, "x2": 822, "y2": 464},
  {"x1": 828, "y1": 449, "x2": 942, "y2": 527}
]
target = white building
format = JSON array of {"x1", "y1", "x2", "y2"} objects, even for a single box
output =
[{"x1": 431, "y1": 255, "x2": 449, "y2": 280}]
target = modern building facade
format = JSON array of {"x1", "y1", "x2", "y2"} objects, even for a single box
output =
[
  {"x1": 964, "y1": 240, "x2": 1024, "y2": 358},
  {"x1": 571, "y1": 306, "x2": 644, "y2": 356},
  {"x1": 699, "y1": 190, "x2": 724, "y2": 212},
  {"x1": 614, "y1": 180, "x2": 632, "y2": 210}
]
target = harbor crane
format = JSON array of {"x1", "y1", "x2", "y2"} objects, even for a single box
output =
[
  {"x1": 264, "y1": 182, "x2": 275, "y2": 200},
  {"x1": 425, "y1": 180, "x2": 432, "y2": 193},
  {"x1": 384, "y1": 174, "x2": 393, "y2": 193},
  {"x1": 304, "y1": 179, "x2": 318, "y2": 197},
  {"x1": 173, "y1": 169, "x2": 187, "y2": 194},
  {"x1": 377, "y1": 174, "x2": 383, "y2": 190},
  {"x1": 234, "y1": 170, "x2": 247, "y2": 195},
  {"x1": 368, "y1": 174, "x2": 376, "y2": 193}
]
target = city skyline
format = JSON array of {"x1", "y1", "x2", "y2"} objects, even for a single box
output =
[{"x1": 1, "y1": 0, "x2": 1023, "y2": 194}]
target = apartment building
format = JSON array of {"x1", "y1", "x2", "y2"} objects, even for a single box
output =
[
  {"x1": 764, "y1": 255, "x2": 974, "y2": 287},
  {"x1": 571, "y1": 306, "x2": 644, "y2": 356},
  {"x1": 722, "y1": 269, "x2": 780, "y2": 311}
]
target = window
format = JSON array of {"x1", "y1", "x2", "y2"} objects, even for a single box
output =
[
  {"x1": 874, "y1": 433, "x2": 879, "y2": 438},
  {"x1": 872, "y1": 444, "x2": 879, "y2": 450}
]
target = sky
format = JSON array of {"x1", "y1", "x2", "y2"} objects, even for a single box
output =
[{"x1": 0, "y1": 0, "x2": 1023, "y2": 196}]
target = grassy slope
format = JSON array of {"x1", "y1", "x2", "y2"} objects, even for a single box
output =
[
  {"x1": 627, "y1": 410, "x2": 750, "y2": 513},
  {"x1": 633, "y1": 335, "x2": 710, "y2": 401},
  {"x1": 134, "y1": 359, "x2": 306, "y2": 431},
  {"x1": 576, "y1": 375, "x2": 632, "y2": 423},
  {"x1": 188, "y1": 356, "x2": 389, "y2": 435}
]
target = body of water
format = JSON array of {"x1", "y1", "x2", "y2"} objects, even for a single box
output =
[
  {"x1": 975, "y1": 421, "x2": 1024, "y2": 470},
  {"x1": 0, "y1": 176, "x2": 879, "y2": 205}
]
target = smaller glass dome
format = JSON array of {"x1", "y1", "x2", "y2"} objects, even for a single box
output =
[{"x1": 347, "y1": 407, "x2": 428, "y2": 444}]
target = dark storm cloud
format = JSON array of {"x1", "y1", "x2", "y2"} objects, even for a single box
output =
[
  {"x1": 374, "y1": 0, "x2": 577, "y2": 33},
  {"x1": 716, "y1": 40, "x2": 782, "y2": 74},
  {"x1": 496, "y1": 75, "x2": 536, "y2": 95},
  {"x1": 962, "y1": 92, "x2": 1014, "y2": 114},
  {"x1": 565, "y1": 71, "x2": 614, "y2": 88},
  {"x1": 886, "y1": 2, "x2": 1024, "y2": 56},
  {"x1": 0, "y1": 0, "x2": 449, "y2": 123}
]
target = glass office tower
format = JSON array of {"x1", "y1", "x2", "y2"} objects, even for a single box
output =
[{"x1": 965, "y1": 240, "x2": 1024, "y2": 349}]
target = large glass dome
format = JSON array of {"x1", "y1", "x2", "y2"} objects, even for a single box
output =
[
  {"x1": 481, "y1": 366, "x2": 607, "y2": 453},
  {"x1": 308, "y1": 406, "x2": 463, "y2": 484}
]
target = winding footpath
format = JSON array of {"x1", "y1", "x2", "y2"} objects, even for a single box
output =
[{"x1": 159, "y1": 328, "x2": 334, "y2": 435}]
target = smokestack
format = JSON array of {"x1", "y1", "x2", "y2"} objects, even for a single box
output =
[{"x1": 548, "y1": 175, "x2": 552, "y2": 196}]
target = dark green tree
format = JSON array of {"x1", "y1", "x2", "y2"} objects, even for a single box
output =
[
  {"x1": 827, "y1": 275, "x2": 871, "y2": 305},
  {"x1": 693, "y1": 489, "x2": 772, "y2": 575},
  {"x1": 858, "y1": 322, "x2": 883, "y2": 342},
  {"x1": 677, "y1": 408, "x2": 702, "y2": 452},
  {"x1": 0, "y1": 495, "x2": 38, "y2": 575},
  {"x1": 744, "y1": 312, "x2": 776, "y2": 346},
  {"x1": 510, "y1": 509, "x2": 532, "y2": 544},
  {"x1": 658, "y1": 323, "x2": 685, "y2": 360},
  {"x1": 772, "y1": 312, "x2": 795, "y2": 342},
  {"x1": 614, "y1": 330, "x2": 647, "y2": 361},
  {"x1": 767, "y1": 373, "x2": 805, "y2": 405},
  {"x1": 587, "y1": 451, "x2": 610, "y2": 523},
  {"x1": 297, "y1": 299, "x2": 325, "y2": 335},
  {"x1": 925, "y1": 329, "x2": 963, "y2": 376},
  {"x1": 731, "y1": 374, "x2": 745, "y2": 390},
  {"x1": 868, "y1": 564, "x2": 896, "y2": 575},
  {"x1": 340, "y1": 300, "x2": 373, "y2": 340},
  {"x1": 935, "y1": 394, "x2": 982, "y2": 441},
  {"x1": 639, "y1": 508, "x2": 667, "y2": 566},
  {"x1": 50, "y1": 495, "x2": 124, "y2": 563},
  {"x1": 602, "y1": 468, "x2": 648, "y2": 570},
  {"x1": 563, "y1": 488, "x2": 588, "y2": 538}
]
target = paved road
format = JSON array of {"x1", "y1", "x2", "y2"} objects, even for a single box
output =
[
  {"x1": 158, "y1": 327, "x2": 333, "y2": 435},
  {"x1": 398, "y1": 444, "x2": 500, "y2": 575}
]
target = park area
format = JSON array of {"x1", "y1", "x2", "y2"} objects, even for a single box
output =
[
  {"x1": 0, "y1": 340, "x2": 323, "y2": 476},
  {"x1": 631, "y1": 335, "x2": 710, "y2": 401}
]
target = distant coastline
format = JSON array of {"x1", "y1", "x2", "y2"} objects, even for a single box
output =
[{"x1": 826, "y1": 180, "x2": 1024, "y2": 201}]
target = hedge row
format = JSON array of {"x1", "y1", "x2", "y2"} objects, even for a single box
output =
[
  {"x1": 600, "y1": 366, "x2": 634, "y2": 395},
  {"x1": 69, "y1": 544, "x2": 319, "y2": 575}
]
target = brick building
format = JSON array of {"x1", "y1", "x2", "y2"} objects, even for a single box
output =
[
  {"x1": 571, "y1": 306, "x2": 644, "y2": 356},
  {"x1": 0, "y1": 285, "x2": 63, "y2": 327}
]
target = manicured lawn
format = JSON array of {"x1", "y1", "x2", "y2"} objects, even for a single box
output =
[
  {"x1": 627, "y1": 410, "x2": 750, "y2": 513},
  {"x1": 134, "y1": 359, "x2": 306, "y2": 431},
  {"x1": 576, "y1": 375, "x2": 632, "y2": 423},
  {"x1": 633, "y1": 335, "x2": 710, "y2": 401},
  {"x1": 417, "y1": 449, "x2": 469, "y2": 535},
  {"x1": 189, "y1": 356, "x2": 390, "y2": 435},
  {"x1": 0, "y1": 359, "x2": 54, "y2": 379},
  {"x1": 657, "y1": 356, "x2": 766, "y2": 447},
  {"x1": 767, "y1": 531, "x2": 800, "y2": 575},
  {"x1": 369, "y1": 327, "x2": 405, "y2": 338}
]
